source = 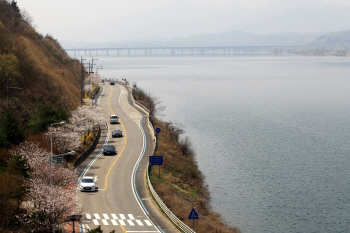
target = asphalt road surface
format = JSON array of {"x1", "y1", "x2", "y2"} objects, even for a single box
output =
[{"x1": 76, "y1": 83, "x2": 179, "y2": 233}]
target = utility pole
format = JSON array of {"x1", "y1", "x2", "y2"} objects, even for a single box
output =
[
  {"x1": 96, "y1": 65, "x2": 103, "y2": 74},
  {"x1": 80, "y1": 57, "x2": 86, "y2": 106},
  {"x1": 7, "y1": 76, "x2": 24, "y2": 109},
  {"x1": 91, "y1": 56, "x2": 98, "y2": 74}
]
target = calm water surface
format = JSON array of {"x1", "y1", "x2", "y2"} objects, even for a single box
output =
[{"x1": 88, "y1": 55, "x2": 350, "y2": 233}]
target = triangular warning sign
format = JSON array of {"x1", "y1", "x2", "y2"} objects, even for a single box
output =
[{"x1": 189, "y1": 208, "x2": 199, "y2": 219}]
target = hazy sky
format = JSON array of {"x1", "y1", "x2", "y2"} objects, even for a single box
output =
[{"x1": 15, "y1": 0, "x2": 350, "y2": 42}]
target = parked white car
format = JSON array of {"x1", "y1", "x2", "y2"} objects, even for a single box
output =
[{"x1": 80, "y1": 176, "x2": 96, "y2": 192}]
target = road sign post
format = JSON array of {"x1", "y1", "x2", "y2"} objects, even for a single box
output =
[
  {"x1": 149, "y1": 156, "x2": 163, "y2": 179},
  {"x1": 189, "y1": 208, "x2": 198, "y2": 230}
]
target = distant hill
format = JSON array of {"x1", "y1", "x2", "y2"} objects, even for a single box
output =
[
  {"x1": 62, "y1": 30, "x2": 320, "y2": 48},
  {"x1": 307, "y1": 30, "x2": 350, "y2": 49},
  {"x1": 56, "y1": 0, "x2": 350, "y2": 42}
]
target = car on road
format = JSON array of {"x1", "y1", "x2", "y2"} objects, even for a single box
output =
[
  {"x1": 110, "y1": 81, "x2": 115, "y2": 85},
  {"x1": 80, "y1": 176, "x2": 96, "y2": 192},
  {"x1": 103, "y1": 145, "x2": 116, "y2": 155},
  {"x1": 112, "y1": 129, "x2": 123, "y2": 137},
  {"x1": 110, "y1": 115, "x2": 119, "y2": 124}
]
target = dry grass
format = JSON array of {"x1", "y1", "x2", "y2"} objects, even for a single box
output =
[{"x1": 0, "y1": 1, "x2": 83, "y2": 117}]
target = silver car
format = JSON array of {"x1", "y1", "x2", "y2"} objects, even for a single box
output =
[{"x1": 110, "y1": 115, "x2": 119, "y2": 124}]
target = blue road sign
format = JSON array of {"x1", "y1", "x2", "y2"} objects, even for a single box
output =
[
  {"x1": 156, "y1": 128, "x2": 161, "y2": 133},
  {"x1": 149, "y1": 156, "x2": 163, "y2": 165},
  {"x1": 189, "y1": 208, "x2": 198, "y2": 219}
]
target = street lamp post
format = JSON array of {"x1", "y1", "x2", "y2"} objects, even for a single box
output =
[{"x1": 50, "y1": 121, "x2": 66, "y2": 187}]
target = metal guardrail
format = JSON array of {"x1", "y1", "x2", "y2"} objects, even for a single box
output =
[{"x1": 125, "y1": 85, "x2": 195, "y2": 233}]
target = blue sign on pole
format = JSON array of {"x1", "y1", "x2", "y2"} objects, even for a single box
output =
[
  {"x1": 149, "y1": 156, "x2": 163, "y2": 165},
  {"x1": 156, "y1": 128, "x2": 161, "y2": 133},
  {"x1": 189, "y1": 208, "x2": 199, "y2": 219}
]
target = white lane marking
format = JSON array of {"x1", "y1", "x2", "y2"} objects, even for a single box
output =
[
  {"x1": 119, "y1": 219, "x2": 126, "y2": 225},
  {"x1": 86, "y1": 213, "x2": 92, "y2": 219},
  {"x1": 122, "y1": 84, "x2": 160, "y2": 231},
  {"x1": 136, "y1": 220, "x2": 144, "y2": 226},
  {"x1": 111, "y1": 219, "x2": 118, "y2": 225},
  {"x1": 103, "y1": 213, "x2": 109, "y2": 219},
  {"x1": 102, "y1": 219, "x2": 109, "y2": 225},
  {"x1": 128, "y1": 214, "x2": 135, "y2": 220},
  {"x1": 144, "y1": 220, "x2": 152, "y2": 226},
  {"x1": 94, "y1": 214, "x2": 101, "y2": 219},
  {"x1": 127, "y1": 220, "x2": 135, "y2": 226},
  {"x1": 111, "y1": 214, "x2": 118, "y2": 219},
  {"x1": 120, "y1": 214, "x2": 126, "y2": 219},
  {"x1": 92, "y1": 219, "x2": 100, "y2": 225}
]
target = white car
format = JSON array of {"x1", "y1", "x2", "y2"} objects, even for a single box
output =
[
  {"x1": 110, "y1": 115, "x2": 119, "y2": 124},
  {"x1": 80, "y1": 176, "x2": 96, "y2": 192}
]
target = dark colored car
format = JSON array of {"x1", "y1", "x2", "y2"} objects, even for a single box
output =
[
  {"x1": 103, "y1": 145, "x2": 116, "y2": 155},
  {"x1": 110, "y1": 81, "x2": 115, "y2": 85},
  {"x1": 112, "y1": 130, "x2": 123, "y2": 137}
]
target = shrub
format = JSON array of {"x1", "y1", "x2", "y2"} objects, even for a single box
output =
[{"x1": 28, "y1": 104, "x2": 69, "y2": 135}]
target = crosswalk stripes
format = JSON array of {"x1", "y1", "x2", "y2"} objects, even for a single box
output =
[
  {"x1": 111, "y1": 219, "x2": 118, "y2": 225},
  {"x1": 119, "y1": 219, "x2": 126, "y2": 226},
  {"x1": 102, "y1": 219, "x2": 109, "y2": 225},
  {"x1": 84, "y1": 213, "x2": 154, "y2": 227},
  {"x1": 145, "y1": 220, "x2": 152, "y2": 226},
  {"x1": 136, "y1": 220, "x2": 143, "y2": 226},
  {"x1": 127, "y1": 220, "x2": 135, "y2": 226}
]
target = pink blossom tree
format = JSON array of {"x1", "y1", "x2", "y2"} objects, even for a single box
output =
[
  {"x1": 13, "y1": 142, "x2": 77, "y2": 187},
  {"x1": 45, "y1": 104, "x2": 105, "y2": 153},
  {"x1": 13, "y1": 142, "x2": 83, "y2": 231},
  {"x1": 19, "y1": 178, "x2": 83, "y2": 232}
]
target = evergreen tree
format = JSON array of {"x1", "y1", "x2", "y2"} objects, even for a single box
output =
[
  {"x1": 10, "y1": 0, "x2": 20, "y2": 13},
  {"x1": 0, "y1": 109, "x2": 25, "y2": 148}
]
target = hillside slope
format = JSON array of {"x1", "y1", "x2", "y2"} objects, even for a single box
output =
[{"x1": 0, "y1": 0, "x2": 82, "y2": 118}]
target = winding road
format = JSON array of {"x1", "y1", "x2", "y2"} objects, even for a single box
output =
[{"x1": 75, "y1": 83, "x2": 178, "y2": 233}]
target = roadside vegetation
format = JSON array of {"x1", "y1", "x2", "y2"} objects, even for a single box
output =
[
  {"x1": 132, "y1": 83, "x2": 240, "y2": 233},
  {"x1": 0, "y1": 1, "x2": 105, "y2": 232}
]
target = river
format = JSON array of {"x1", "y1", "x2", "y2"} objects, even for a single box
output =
[{"x1": 73, "y1": 54, "x2": 350, "y2": 233}]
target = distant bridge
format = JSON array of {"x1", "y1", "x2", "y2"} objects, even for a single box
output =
[{"x1": 64, "y1": 45, "x2": 311, "y2": 57}]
